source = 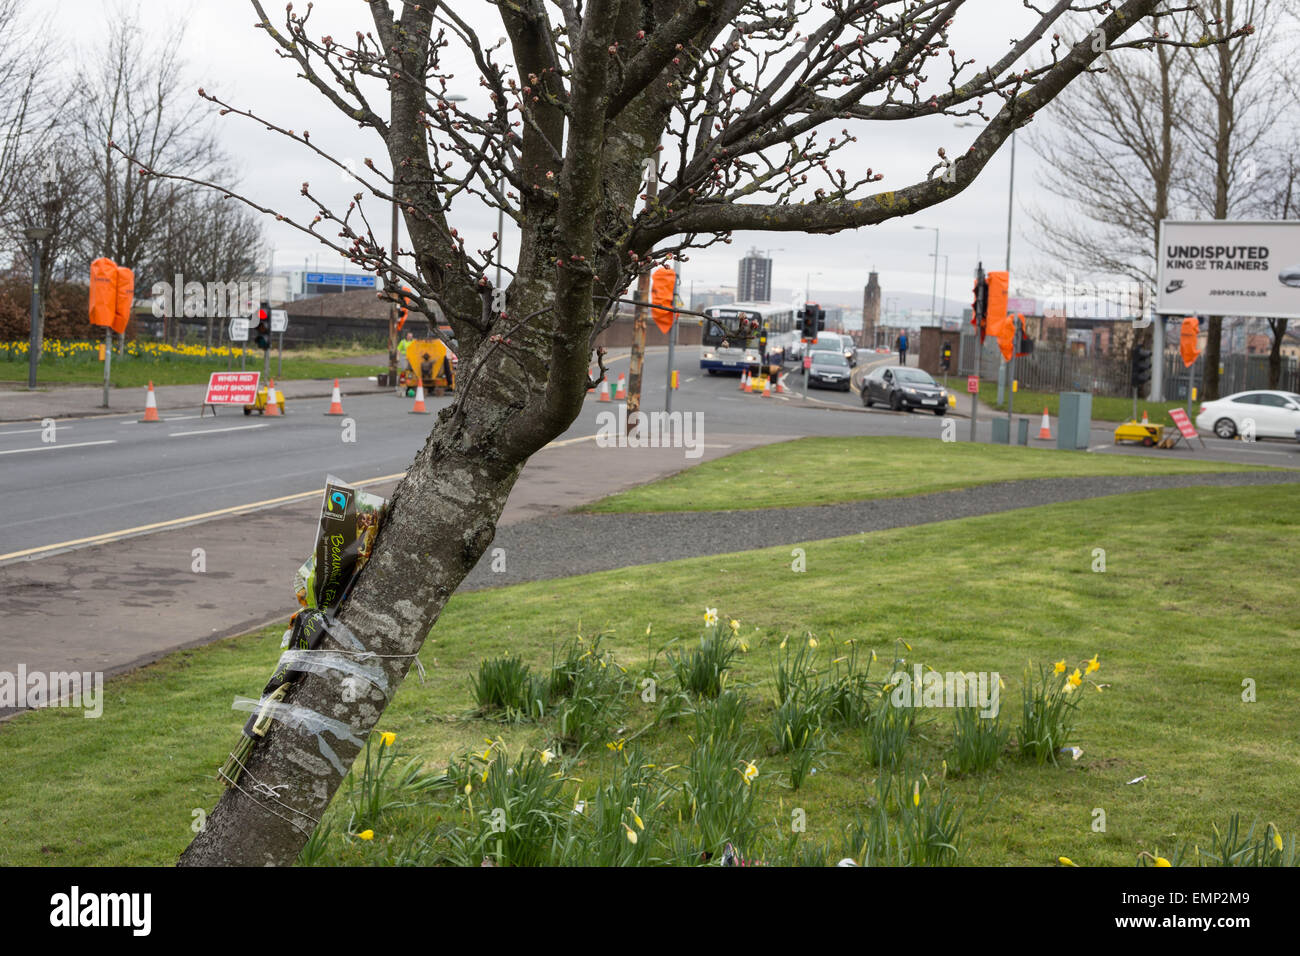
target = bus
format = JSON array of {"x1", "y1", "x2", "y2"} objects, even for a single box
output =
[{"x1": 700, "y1": 301, "x2": 797, "y2": 374}]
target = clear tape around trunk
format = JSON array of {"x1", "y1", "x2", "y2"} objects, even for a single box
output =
[
  {"x1": 277, "y1": 649, "x2": 390, "y2": 697},
  {"x1": 231, "y1": 696, "x2": 363, "y2": 776}
]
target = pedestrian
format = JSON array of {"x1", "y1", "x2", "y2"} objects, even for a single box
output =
[{"x1": 897, "y1": 331, "x2": 909, "y2": 366}]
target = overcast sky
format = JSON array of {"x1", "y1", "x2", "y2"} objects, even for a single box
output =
[{"x1": 56, "y1": 0, "x2": 1115, "y2": 312}]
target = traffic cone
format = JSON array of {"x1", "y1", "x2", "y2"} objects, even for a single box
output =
[
  {"x1": 587, "y1": 366, "x2": 595, "y2": 394},
  {"x1": 264, "y1": 380, "x2": 281, "y2": 416},
  {"x1": 598, "y1": 379, "x2": 611, "y2": 403},
  {"x1": 324, "y1": 379, "x2": 344, "y2": 415},
  {"x1": 738, "y1": 370, "x2": 748, "y2": 392},
  {"x1": 614, "y1": 373, "x2": 626, "y2": 400},
  {"x1": 1141, "y1": 409, "x2": 1149, "y2": 424},
  {"x1": 761, "y1": 378, "x2": 772, "y2": 398},
  {"x1": 409, "y1": 383, "x2": 429, "y2": 414},
  {"x1": 1037, "y1": 407, "x2": 1052, "y2": 440},
  {"x1": 139, "y1": 381, "x2": 161, "y2": 423}
]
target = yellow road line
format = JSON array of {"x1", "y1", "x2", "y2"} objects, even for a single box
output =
[{"x1": 0, "y1": 471, "x2": 407, "y2": 563}]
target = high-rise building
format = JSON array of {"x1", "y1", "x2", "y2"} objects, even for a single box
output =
[
  {"x1": 862, "y1": 271, "x2": 881, "y2": 347},
  {"x1": 737, "y1": 247, "x2": 772, "y2": 302}
]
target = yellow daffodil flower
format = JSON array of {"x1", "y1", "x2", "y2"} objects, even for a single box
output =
[
  {"x1": 623, "y1": 823, "x2": 637, "y2": 844},
  {"x1": 1086, "y1": 654, "x2": 1100, "y2": 674},
  {"x1": 1068, "y1": 668, "x2": 1082, "y2": 689},
  {"x1": 540, "y1": 748, "x2": 556, "y2": 765},
  {"x1": 912, "y1": 781, "x2": 921, "y2": 807},
  {"x1": 728, "y1": 619, "x2": 740, "y2": 632},
  {"x1": 704, "y1": 608, "x2": 718, "y2": 627},
  {"x1": 1058, "y1": 856, "x2": 1077, "y2": 867},
  {"x1": 1154, "y1": 856, "x2": 1171, "y2": 867},
  {"x1": 358, "y1": 830, "x2": 374, "y2": 841},
  {"x1": 379, "y1": 732, "x2": 396, "y2": 747},
  {"x1": 1054, "y1": 660, "x2": 1066, "y2": 674},
  {"x1": 742, "y1": 761, "x2": 758, "y2": 785},
  {"x1": 808, "y1": 637, "x2": 818, "y2": 649}
]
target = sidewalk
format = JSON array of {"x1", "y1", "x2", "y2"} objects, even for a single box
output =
[{"x1": 0, "y1": 376, "x2": 386, "y2": 423}]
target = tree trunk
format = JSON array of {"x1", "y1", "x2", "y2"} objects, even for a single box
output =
[
  {"x1": 179, "y1": 370, "x2": 549, "y2": 864},
  {"x1": 1268, "y1": 318, "x2": 1287, "y2": 389}
]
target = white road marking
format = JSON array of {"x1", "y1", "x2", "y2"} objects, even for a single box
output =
[
  {"x1": 168, "y1": 424, "x2": 270, "y2": 437},
  {"x1": 0, "y1": 439, "x2": 116, "y2": 456}
]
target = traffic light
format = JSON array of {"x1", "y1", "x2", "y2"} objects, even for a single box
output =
[
  {"x1": 1131, "y1": 345, "x2": 1153, "y2": 391},
  {"x1": 972, "y1": 265, "x2": 989, "y2": 340},
  {"x1": 255, "y1": 305, "x2": 271, "y2": 351},
  {"x1": 941, "y1": 341, "x2": 952, "y2": 371}
]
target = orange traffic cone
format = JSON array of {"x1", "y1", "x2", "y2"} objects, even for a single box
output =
[
  {"x1": 598, "y1": 379, "x2": 611, "y2": 403},
  {"x1": 1037, "y1": 407, "x2": 1052, "y2": 440},
  {"x1": 587, "y1": 366, "x2": 595, "y2": 394},
  {"x1": 761, "y1": 378, "x2": 772, "y2": 398},
  {"x1": 139, "y1": 381, "x2": 161, "y2": 423},
  {"x1": 325, "y1": 379, "x2": 344, "y2": 415},
  {"x1": 744, "y1": 371, "x2": 754, "y2": 393},
  {"x1": 264, "y1": 380, "x2": 281, "y2": 416},
  {"x1": 1141, "y1": 409, "x2": 1149, "y2": 424},
  {"x1": 409, "y1": 383, "x2": 429, "y2": 414},
  {"x1": 614, "y1": 373, "x2": 626, "y2": 400},
  {"x1": 738, "y1": 370, "x2": 748, "y2": 392}
]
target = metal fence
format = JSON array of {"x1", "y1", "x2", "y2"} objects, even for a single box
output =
[{"x1": 956, "y1": 332, "x2": 1299, "y2": 400}]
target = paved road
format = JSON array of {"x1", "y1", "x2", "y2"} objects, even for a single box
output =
[{"x1": 2, "y1": 345, "x2": 1292, "y2": 560}]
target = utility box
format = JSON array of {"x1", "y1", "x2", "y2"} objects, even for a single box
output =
[
  {"x1": 1057, "y1": 392, "x2": 1092, "y2": 450},
  {"x1": 1016, "y1": 417, "x2": 1030, "y2": 445},
  {"x1": 991, "y1": 417, "x2": 1010, "y2": 445}
]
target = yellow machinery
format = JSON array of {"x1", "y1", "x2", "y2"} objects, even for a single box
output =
[
  {"x1": 242, "y1": 383, "x2": 285, "y2": 416},
  {"x1": 1113, "y1": 419, "x2": 1162, "y2": 447},
  {"x1": 397, "y1": 338, "x2": 457, "y2": 396}
]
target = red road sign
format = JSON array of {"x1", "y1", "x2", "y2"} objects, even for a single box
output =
[
  {"x1": 803, "y1": 355, "x2": 812, "y2": 369},
  {"x1": 1168, "y1": 407, "x2": 1199, "y2": 439},
  {"x1": 205, "y1": 372, "x2": 261, "y2": 405},
  {"x1": 967, "y1": 375, "x2": 979, "y2": 394}
]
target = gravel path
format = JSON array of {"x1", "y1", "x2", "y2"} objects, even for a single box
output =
[{"x1": 462, "y1": 470, "x2": 1300, "y2": 590}]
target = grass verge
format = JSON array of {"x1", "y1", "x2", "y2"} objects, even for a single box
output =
[
  {"x1": 1, "y1": 484, "x2": 1295, "y2": 865},
  {"x1": 585, "y1": 435, "x2": 1273, "y2": 513}
]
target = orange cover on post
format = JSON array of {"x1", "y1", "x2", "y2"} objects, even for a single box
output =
[
  {"x1": 89, "y1": 258, "x2": 118, "y2": 328},
  {"x1": 1180, "y1": 316, "x2": 1201, "y2": 368},
  {"x1": 113, "y1": 265, "x2": 134, "y2": 335},
  {"x1": 650, "y1": 268, "x2": 677, "y2": 335}
]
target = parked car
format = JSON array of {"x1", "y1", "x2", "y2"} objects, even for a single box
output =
[
  {"x1": 1194, "y1": 390, "x2": 1300, "y2": 440},
  {"x1": 806, "y1": 350, "x2": 852, "y2": 391},
  {"x1": 860, "y1": 365, "x2": 950, "y2": 414}
]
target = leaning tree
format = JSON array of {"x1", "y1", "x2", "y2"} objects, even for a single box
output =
[{"x1": 162, "y1": 0, "x2": 1223, "y2": 865}]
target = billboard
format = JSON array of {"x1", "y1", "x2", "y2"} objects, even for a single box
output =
[{"x1": 1156, "y1": 220, "x2": 1300, "y2": 320}]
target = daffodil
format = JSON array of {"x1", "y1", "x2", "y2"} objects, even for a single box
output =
[
  {"x1": 1054, "y1": 660, "x2": 1066, "y2": 674},
  {"x1": 623, "y1": 823, "x2": 638, "y2": 844},
  {"x1": 704, "y1": 607, "x2": 718, "y2": 627},
  {"x1": 742, "y1": 761, "x2": 758, "y2": 785},
  {"x1": 358, "y1": 829, "x2": 374, "y2": 841},
  {"x1": 728, "y1": 619, "x2": 740, "y2": 632},
  {"x1": 606, "y1": 738, "x2": 625, "y2": 752},
  {"x1": 1271, "y1": 826, "x2": 1284, "y2": 852},
  {"x1": 1154, "y1": 856, "x2": 1171, "y2": 867},
  {"x1": 1067, "y1": 668, "x2": 1082, "y2": 689},
  {"x1": 540, "y1": 748, "x2": 556, "y2": 765},
  {"x1": 1057, "y1": 856, "x2": 1077, "y2": 867},
  {"x1": 808, "y1": 637, "x2": 818, "y2": 649},
  {"x1": 379, "y1": 731, "x2": 396, "y2": 747},
  {"x1": 1085, "y1": 654, "x2": 1100, "y2": 674},
  {"x1": 912, "y1": 781, "x2": 921, "y2": 807}
]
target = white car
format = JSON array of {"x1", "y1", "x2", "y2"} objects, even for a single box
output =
[{"x1": 1195, "y1": 390, "x2": 1300, "y2": 441}]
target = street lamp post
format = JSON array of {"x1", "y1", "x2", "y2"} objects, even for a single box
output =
[
  {"x1": 22, "y1": 227, "x2": 51, "y2": 390},
  {"x1": 914, "y1": 225, "x2": 939, "y2": 330}
]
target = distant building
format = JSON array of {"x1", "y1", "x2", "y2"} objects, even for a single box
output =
[
  {"x1": 862, "y1": 271, "x2": 881, "y2": 347},
  {"x1": 737, "y1": 247, "x2": 772, "y2": 302},
  {"x1": 690, "y1": 288, "x2": 736, "y2": 312}
]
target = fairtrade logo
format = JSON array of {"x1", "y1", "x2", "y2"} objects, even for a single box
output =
[{"x1": 323, "y1": 489, "x2": 351, "y2": 521}]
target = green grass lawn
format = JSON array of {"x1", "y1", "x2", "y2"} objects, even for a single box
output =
[
  {"x1": 2, "y1": 352, "x2": 386, "y2": 388},
  {"x1": 586, "y1": 436, "x2": 1273, "y2": 513},
  {"x1": 976, "y1": 381, "x2": 1191, "y2": 424},
  {"x1": 2, "y1": 484, "x2": 1295, "y2": 866}
]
